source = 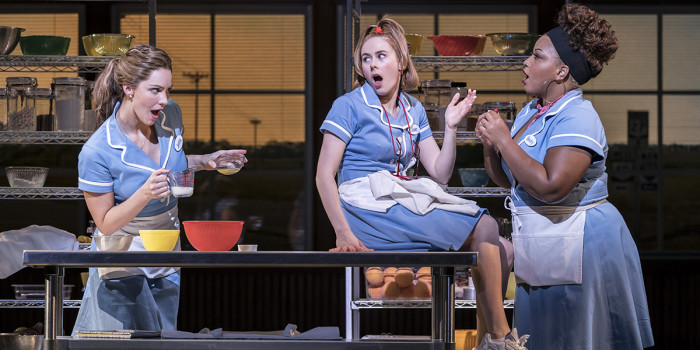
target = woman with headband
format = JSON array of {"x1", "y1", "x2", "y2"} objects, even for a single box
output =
[{"x1": 476, "y1": 4, "x2": 653, "y2": 349}]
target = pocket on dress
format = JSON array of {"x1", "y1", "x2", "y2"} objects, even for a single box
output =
[{"x1": 511, "y1": 208, "x2": 585, "y2": 286}]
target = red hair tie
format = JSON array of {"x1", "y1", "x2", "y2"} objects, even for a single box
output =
[{"x1": 375, "y1": 27, "x2": 383, "y2": 34}]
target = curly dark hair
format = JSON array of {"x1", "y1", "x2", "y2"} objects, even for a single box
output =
[{"x1": 557, "y1": 3, "x2": 618, "y2": 79}]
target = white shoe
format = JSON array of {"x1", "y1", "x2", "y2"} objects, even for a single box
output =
[{"x1": 476, "y1": 328, "x2": 529, "y2": 350}]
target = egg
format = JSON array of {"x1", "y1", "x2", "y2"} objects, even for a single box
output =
[
  {"x1": 367, "y1": 285, "x2": 384, "y2": 299},
  {"x1": 414, "y1": 279, "x2": 431, "y2": 298},
  {"x1": 365, "y1": 267, "x2": 384, "y2": 287},
  {"x1": 416, "y1": 266, "x2": 431, "y2": 280},
  {"x1": 383, "y1": 267, "x2": 397, "y2": 282},
  {"x1": 395, "y1": 267, "x2": 415, "y2": 288},
  {"x1": 383, "y1": 280, "x2": 400, "y2": 299},
  {"x1": 399, "y1": 285, "x2": 415, "y2": 299}
]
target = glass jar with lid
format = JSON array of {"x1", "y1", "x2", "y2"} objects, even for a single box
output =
[
  {"x1": 7, "y1": 77, "x2": 38, "y2": 131},
  {"x1": 424, "y1": 103, "x2": 441, "y2": 131},
  {"x1": 52, "y1": 77, "x2": 86, "y2": 131},
  {"x1": 35, "y1": 88, "x2": 53, "y2": 131},
  {"x1": 422, "y1": 79, "x2": 453, "y2": 107}
]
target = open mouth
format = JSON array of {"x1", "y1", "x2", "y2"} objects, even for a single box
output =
[
  {"x1": 151, "y1": 109, "x2": 161, "y2": 119},
  {"x1": 522, "y1": 70, "x2": 529, "y2": 84},
  {"x1": 372, "y1": 73, "x2": 383, "y2": 88}
]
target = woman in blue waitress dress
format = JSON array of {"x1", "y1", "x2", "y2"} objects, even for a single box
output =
[
  {"x1": 476, "y1": 4, "x2": 653, "y2": 349},
  {"x1": 73, "y1": 45, "x2": 246, "y2": 333},
  {"x1": 316, "y1": 17, "x2": 528, "y2": 348}
]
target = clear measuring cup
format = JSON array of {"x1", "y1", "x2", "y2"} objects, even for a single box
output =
[{"x1": 168, "y1": 168, "x2": 195, "y2": 198}]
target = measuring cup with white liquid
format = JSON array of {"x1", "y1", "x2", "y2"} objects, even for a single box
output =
[{"x1": 168, "y1": 168, "x2": 195, "y2": 197}]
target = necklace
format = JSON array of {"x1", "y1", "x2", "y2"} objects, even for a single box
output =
[{"x1": 117, "y1": 114, "x2": 150, "y2": 150}]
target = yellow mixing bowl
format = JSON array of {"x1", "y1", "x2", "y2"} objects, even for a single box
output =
[{"x1": 139, "y1": 230, "x2": 180, "y2": 251}]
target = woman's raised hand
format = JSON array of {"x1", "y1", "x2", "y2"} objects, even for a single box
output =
[{"x1": 443, "y1": 89, "x2": 477, "y2": 130}]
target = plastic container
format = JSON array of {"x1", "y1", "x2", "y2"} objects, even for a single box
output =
[
  {"x1": 422, "y1": 79, "x2": 452, "y2": 107},
  {"x1": 7, "y1": 77, "x2": 37, "y2": 131},
  {"x1": 424, "y1": 103, "x2": 440, "y2": 131},
  {"x1": 466, "y1": 103, "x2": 484, "y2": 131},
  {"x1": 483, "y1": 101, "x2": 516, "y2": 127},
  {"x1": 52, "y1": 77, "x2": 86, "y2": 131},
  {"x1": 0, "y1": 88, "x2": 6, "y2": 130},
  {"x1": 12, "y1": 284, "x2": 74, "y2": 300},
  {"x1": 35, "y1": 88, "x2": 53, "y2": 131}
]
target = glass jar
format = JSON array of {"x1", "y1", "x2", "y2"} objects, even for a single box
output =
[
  {"x1": 7, "y1": 77, "x2": 38, "y2": 131},
  {"x1": 422, "y1": 79, "x2": 452, "y2": 107},
  {"x1": 483, "y1": 101, "x2": 516, "y2": 127},
  {"x1": 52, "y1": 77, "x2": 86, "y2": 131},
  {"x1": 0, "y1": 88, "x2": 6, "y2": 130},
  {"x1": 424, "y1": 103, "x2": 441, "y2": 131},
  {"x1": 35, "y1": 88, "x2": 53, "y2": 131},
  {"x1": 466, "y1": 103, "x2": 484, "y2": 131}
]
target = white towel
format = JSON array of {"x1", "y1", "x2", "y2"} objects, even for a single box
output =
[
  {"x1": 0, "y1": 225, "x2": 79, "y2": 279},
  {"x1": 339, "y1": 170, "x2": 480, "y2": 216}
]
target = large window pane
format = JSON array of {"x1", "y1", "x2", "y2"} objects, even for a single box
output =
[
  {"x1": 586, "y1": 95, "x2": 659, "y2": 145},
  {"x1": 215, "y1": 14, "x2": 304, "y2": 91},
  {"x1": 663, "y1": 15, "x2": 700, "y2": 90},
  {"x1": 586, "y1": 14, "x2": 657, "y2": 92},
  {"x1": 215, "y1": 95, "x2": 305, "y2": 145},
  {"x1": 663, "y1": 95, "x2": 700, "y2": 145}
]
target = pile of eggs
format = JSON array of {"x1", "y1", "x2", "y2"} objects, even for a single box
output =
[{"x1": 365, "y1": 267, "x2": 432, "y2": 299}]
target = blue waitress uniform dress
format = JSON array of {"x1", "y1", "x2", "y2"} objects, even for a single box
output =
[
  {"x1": 504, "y1": 89, "x2": 654, "y2": 349},
  {"x1": 320, "y1": 83, "x2": 486, "y2": 252},
  {"x1": 72, "y1": 99, "x2": 188, "y2": 333}
]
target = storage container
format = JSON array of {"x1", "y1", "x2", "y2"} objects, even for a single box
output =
[
  {"x1": 7, "y1": 77, "x2": 37, "y2": 131},
  {"x1": 52, "y1": 77, "x2": 86, "y2": 131},
  {"x1": 35, "y1": 88, "x2": 53, "y2": 131},
  {"x1": 12, "y1": 284, "x2": 74, "y2": 300}
]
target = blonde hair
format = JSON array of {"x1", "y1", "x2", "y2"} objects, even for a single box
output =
[
  {"x1": 92, "y1": 45, "x2": 172, "y2": 128},
  {"x1": 353, "y1": 16, "x2": 419, "y2": 91}
]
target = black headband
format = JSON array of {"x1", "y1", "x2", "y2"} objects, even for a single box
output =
[{"x1": 547, "y1": 26, "x2": 593, "y2": 85}]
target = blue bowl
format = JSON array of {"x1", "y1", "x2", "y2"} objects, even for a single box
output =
[{"x1": 458, "y1": 168, "x2": 490, "y2": 187}]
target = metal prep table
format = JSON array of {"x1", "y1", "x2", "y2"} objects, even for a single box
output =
[{"x1": 23, "y1": 250, "x2": 477, "y2": 350}]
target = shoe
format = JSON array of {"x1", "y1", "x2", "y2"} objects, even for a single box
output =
[
  {"x1": 504, "y1": 328, "x2": 529, "y2": 350},
  {"x1": 476, "y1": 328, "x2": 529, "y2": 350}
]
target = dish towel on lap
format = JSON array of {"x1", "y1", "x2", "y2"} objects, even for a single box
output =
[{"x1": 339, "y1": 170, "x2": 479, "y2": 215}]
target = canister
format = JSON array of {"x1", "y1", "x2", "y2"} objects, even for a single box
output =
[
  {"x1": 483, "y1": 101, "x2": 516, "y2": 127},
  {"x1": 52, "y1": 77, "x2": 86, "y2": 131},
  {"x1": 35, "y1": 88, "x2": 53, "y2": 131},
  {"x1": 450, "y1": 82, "x2": 468, "y2": 102},
  {"x1": 0, "y1": 88, "x2": 6, "y2": 130},
  {"x1": 7, "y1": 77, "x2": 37, "y2": 131},
  {"x1": 466, "y1": 104, "x2": 484, "y2": 131},
  {"x1": 422, "y1": 79, "x2": 452, "y2": 107},
  {"x1": 424, "y1": 103, "x2": 440, "y2": 131}
]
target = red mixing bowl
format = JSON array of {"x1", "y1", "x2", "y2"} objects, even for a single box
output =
[{"x1": 183, "y1": 221, "x2": 244, "y2": 251}]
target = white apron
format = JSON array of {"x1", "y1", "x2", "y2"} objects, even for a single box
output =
[{"x1": 507, "y1": 197, "x2": 605, "y2": 286}]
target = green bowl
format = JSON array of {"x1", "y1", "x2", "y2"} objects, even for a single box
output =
[{"x1": 19, "y1": 35, "x2": 71, "y2": 55}]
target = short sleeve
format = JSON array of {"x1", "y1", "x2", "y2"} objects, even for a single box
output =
[
  {"x1": 320, "y1": 96, "x2": 355, "y2": 143},
  {"x1": 547, "y1": 105, "x2": 606, "y2": 161},
  {"x1": 78, "y1": 144, "x2": 114, "y2": 193}
]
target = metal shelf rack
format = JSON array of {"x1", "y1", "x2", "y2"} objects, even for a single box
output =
[
  {"x1": 0, "y1": 131, "x2": 92, "y2": 145},
  {"x1": 352, "y1": 299, "x2": 514, "y2": 309},
  {"x1": 0, "y1": 55, "x2": 111, "y2": 74},
  {"x1": 0, "y1": 299, "x2": 82, "y2": 309},
  {"x1": 411, "y1": 56, "x2": 526, "y2": 72},
  {"x1": 446, "y1": 187, "x2": 510, "y2": 198},
  {"x1": 0, "y1": 187, "x2": 84, "y2": 200}
]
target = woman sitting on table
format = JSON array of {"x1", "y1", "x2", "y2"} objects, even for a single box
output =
[
  {"x1": 316, "y1": 16, "x2": 528, "y2": 349},
  {"x1": 476, "y1": 4, "x2": 653, "y2": 349},
  {"x1": 73, "y1": 45, "x2": 246, "y2": 334}
]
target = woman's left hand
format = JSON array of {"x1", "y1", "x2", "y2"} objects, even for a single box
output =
[
  {"x1": 444, "y1": 89, "x2": 477, "y2": 130},
  {"x1": 190, "y1": 149, "x2": 247, "y2": 171},
  {"x1": 476, "y1": 110, "x2": 510, "y2": 148}
]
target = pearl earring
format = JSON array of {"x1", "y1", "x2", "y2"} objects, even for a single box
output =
[{"x1": 129, "y1": 94, "x2": 134, "y2": 99}]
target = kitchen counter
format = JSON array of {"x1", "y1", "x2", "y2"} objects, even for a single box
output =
[{"x1": 24, "y1": 250, "x2": 477, "y2": 350}]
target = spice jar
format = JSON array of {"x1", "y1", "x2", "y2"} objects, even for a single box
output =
[
  {"x1": 53, "y1": 77, "x2": 86, "y2": 131},
  {"x1": 35, "y1": 88, "x2": 53, "y2": 131},
  {"x1": 7, "y1": 77, "x2": 38, "y2": 131}
]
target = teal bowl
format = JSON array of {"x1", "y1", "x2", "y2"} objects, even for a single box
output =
[
  {"x1": 19, "y1": 35, "x2": 71, "y2": 55},
  {"x1": 458, "y1": 168, "x2": 490, "y2": 187}
]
